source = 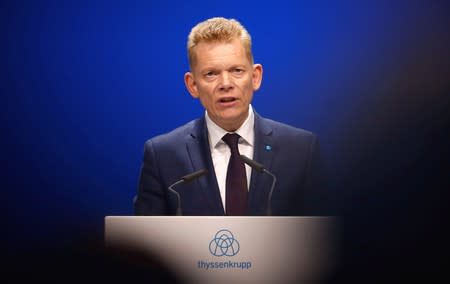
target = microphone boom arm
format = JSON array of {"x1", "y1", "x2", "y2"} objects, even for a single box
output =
[
  {"x1": 168, "y1": 180, "x2": 184, "y2": 216},
  {"x1": 240, "y1": 155, "x2": 277, "y2": 216},
  {"x1": 167, "y1": 169, "x2": 208, "y2": 216},
  {"x1": 263, "y1": 169, "x2": 277, "y2": 216}
]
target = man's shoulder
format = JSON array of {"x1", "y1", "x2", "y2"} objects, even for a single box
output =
[
  {"x1": 258, "y1": 115, "x2": 316, "y2": 139},
  {"x1": 144, "y1": 118, "x2": 202, "y2": 148}
]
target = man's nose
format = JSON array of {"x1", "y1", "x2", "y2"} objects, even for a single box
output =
[{"x1": 218, "y1": 72, "x2": 233, "y2": 91}]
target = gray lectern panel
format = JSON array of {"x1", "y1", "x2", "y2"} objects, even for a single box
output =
[{"x1": 105, "y1": 216, "x2": 337, "y2": 284}]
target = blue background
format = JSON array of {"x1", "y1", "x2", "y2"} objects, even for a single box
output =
[{"x1": 2, "y1": 0, "x2": 449, "y2": 282}]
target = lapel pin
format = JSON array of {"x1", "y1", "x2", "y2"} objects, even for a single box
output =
[{"x1": 265, "y1": 145, "x2": 272, "y2": 151}]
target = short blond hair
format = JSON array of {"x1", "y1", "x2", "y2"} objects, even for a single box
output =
[{"x1": 187, "y1": 17, "x2": 253, "y2": 68}]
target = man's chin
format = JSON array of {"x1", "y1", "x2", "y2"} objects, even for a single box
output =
[{"x1": 216, "y1": 114, "x2": 247, "y2": 131}]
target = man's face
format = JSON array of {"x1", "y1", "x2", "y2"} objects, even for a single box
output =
[{"x1": 185, "y1": 38, "x2": 263, "y2": 131}]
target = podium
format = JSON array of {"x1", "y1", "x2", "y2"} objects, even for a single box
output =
[{"x1": 105, "y1": 216, "x2": 337, "y2": 284}]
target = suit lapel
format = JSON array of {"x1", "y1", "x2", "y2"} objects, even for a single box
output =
[
  {"x1": 185, "y1": 118, "x2": 225, "y2": 215},
  {"x1": 248, "y1": 113, "x2": 274, "y2": 215},
  {"x1": 184, "y1": 113, "x2": 274, "y2": 216}
]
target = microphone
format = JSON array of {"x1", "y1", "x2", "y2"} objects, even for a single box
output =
[
  {"x1": 240, "y1": 155, "x2": 277, "y2": 216},
  {"x1": 168, "y1": 168, "x2": 208, "y2": 216}
]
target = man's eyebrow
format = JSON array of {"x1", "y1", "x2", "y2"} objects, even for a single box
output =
[{"x1": 199, "y1": 67, "x2": 219, "y2": 73}]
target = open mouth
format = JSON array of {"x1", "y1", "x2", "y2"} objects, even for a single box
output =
[{"x1": 219, "y1": 97, "x2": 237, "y2": 103}]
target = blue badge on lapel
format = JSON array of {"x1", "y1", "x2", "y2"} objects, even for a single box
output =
[{"x1": 265, "y1": 145, "x2": 272, "y2": 151}]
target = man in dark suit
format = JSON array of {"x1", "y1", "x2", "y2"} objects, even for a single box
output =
[{"x1": 134, "y1": 17, "x2": 324, "y2": 216}]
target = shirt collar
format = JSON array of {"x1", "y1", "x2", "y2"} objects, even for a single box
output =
[{"x1": 205, "y1": 105, "x2": 255, "y2": 149}]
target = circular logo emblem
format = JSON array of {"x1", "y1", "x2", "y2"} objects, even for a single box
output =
[{"x1": 209, "y1": 229, "x2": 240, "y2": 257}]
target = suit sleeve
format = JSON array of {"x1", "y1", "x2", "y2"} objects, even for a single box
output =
[
  {"x1": 303, "y1": 134, "x2": 331, "y2": 215},
  {"x1": 134, "y1": 139, "x2": 170, "y2": 215}
]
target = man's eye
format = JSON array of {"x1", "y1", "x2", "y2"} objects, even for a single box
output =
[
  {"x1": 233, "y1": 68, "x2": 244, "y2": 74},
  {"x1": 205, "y1": 71, "x2": 216, "y2": 77}
]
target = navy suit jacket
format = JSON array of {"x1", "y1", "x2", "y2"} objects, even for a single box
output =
[{"x1": 134, "y1": 112, "x2": 325, "y2": 216}]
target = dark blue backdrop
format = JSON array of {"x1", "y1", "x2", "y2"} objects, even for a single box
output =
[{"x1": 2, "y1": 0, "x2": 449, "y2": 282}]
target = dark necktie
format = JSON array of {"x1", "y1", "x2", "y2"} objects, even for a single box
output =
[{"x1": 222, "y1": 133, "x2": 248, "y2": 215}]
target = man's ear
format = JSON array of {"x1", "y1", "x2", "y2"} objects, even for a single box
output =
[
  {"x1": 184, "y1": 72, "x2": 199, "y2": 98},
  {"x1": 252, "y1": 64, "x2": 263, "y2": 91}
]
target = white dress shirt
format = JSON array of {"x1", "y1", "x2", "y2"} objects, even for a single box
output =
[{"x1": 205, "y1": 105, "x2": 255, "y2": 212}]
